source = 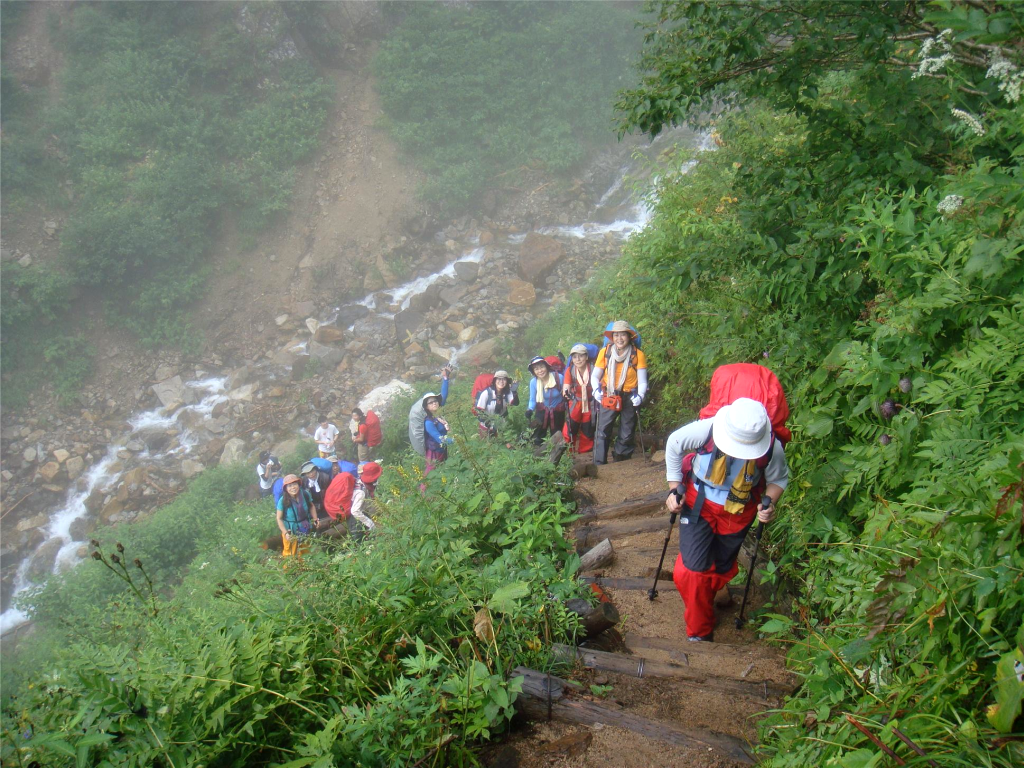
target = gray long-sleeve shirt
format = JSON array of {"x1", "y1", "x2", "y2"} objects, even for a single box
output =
[{"x1": 664, "y1": 418, "x2": 789, "y2": 489}]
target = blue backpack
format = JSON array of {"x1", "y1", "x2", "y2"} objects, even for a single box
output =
[
  {"x1": 272, "y1": 477, "x2": 285, "y2": 506},
  {"x1": 310, "y1": 457, "x2": 333, "y2": 472}
]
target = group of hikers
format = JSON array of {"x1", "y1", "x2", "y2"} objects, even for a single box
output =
[
  {"x1": 255, "y1": 406, "x2": 385, "y2": 559},
  {"x1": 255, "y1": 317, "x2": 791, "y2": 644}
]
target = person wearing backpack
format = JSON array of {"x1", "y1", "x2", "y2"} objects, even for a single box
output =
[
  {"x1": 526, "y1": 356, "x2": 565, "y2": 446},
  {"x1": 474, "y1": 370, "x2": 519, "y2": 437},
  {"x1": 256, "y1": 452, "x2": 281, "y2": 498},
  {"x1": 349, "y1": 408, "x2": 372, "y2": 463},
  {"x1": 562, "y1": 343, "x2": 597, "y2": 454},
  {"x1": 301, "y1": 461, "x2": 332, "y2": 522},
  {"x1": 364, "y1": 409, "x2": 383, "y2": 459},
  {"x1": 408, "y1": 365, "x2": 452, "y2": 472},
  {"x1": 591, "y1": 321, "x2": 647, "y2": 464},
  {"x1": 276, "y1": 474, "x2": 319, "y2": 560},
  {"x1": 664, "y1": 397, "x2": 789, "y2": 642}
]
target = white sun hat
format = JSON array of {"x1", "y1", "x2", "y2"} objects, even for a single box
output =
[{"x1": 712, "y1": 398, "x2": 772, "y2": 460}]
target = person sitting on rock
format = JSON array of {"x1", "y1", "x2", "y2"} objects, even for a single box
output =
[
  {"x1": 664, "y1": 398, "x2": 788, "y2": 642},
  {"x1": 257, "y1": 451, "x2": 281, "y2": 499},
  {"x1": 562, "y1": 343, "x2": 597, "y2": 454},
  {"x1": 526, "y1": 356, "x2": 565, "y2": 446},
  {"x1": 276, "y1": 474, "x2": 319, "y2": 560},
  {"x1": 348, "y1": 461, "x2": 382, "y2": 542},
  {"x1": 592, "y1": 321, "x2": 647, "y2": 464},
  {"x1": 475, "y1": 370, "x2": 519, "y2": 437},
  {"x1": 314, "y1": 416, "x2": 339, "y2": 459}
]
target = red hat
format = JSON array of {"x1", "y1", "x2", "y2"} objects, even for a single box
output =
[
  {"x1": 359, "y1": 462, "x2": 382, "y2": 484},
  {"x1": 282, "y1": 474, "x2": 300, "y2": 487}
]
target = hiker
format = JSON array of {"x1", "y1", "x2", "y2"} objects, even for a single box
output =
[
  {"x1": 408, "y1": 364, "x2": 452, "y2": 472},
  {"x1": 475, "y1": 370, "x2": 519, "y2": 437},
  {"x1": 592, "y1": 321, "x2": 647, "y2": 464},
  {"x1": 276, "y1": 474, "x2": 319, "y2": 560},
  {"x1": 348, "y1": 461, "x2": 382, "y2": 542},
  {"x1": 256, "y1": 451, "x2": 281, "y2": 498},
  {"x1": 314, "y1": 416, "x2": 340, "y2": 458},
  {"x1": 321, "y1": 464, "x2": 357, "y2": 538},
  {"x1": 562, "y1": 343, "x2": 597, "y2": 454},
  {"x1": 301, "y1": 460, "x2": 332, "y2": 517},
  {"x1": 664, "y1": 398, "x2": 788, "y2": 642},
  {"x1": 365, "y1": 408, "x2": 383, "y2": 459},
  {"x1": 526, "y1": 356, "x2": 565, "y2": 446}
]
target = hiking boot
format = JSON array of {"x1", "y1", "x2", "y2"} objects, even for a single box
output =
[
  {"x1": 714, "y1": 587, "x2": 734, "y2": 608},
  {"x1": 687, "y1": 634, "x2": 714, "y2": 643},
  {"x1": 612, "y1": 453, "x2": 632, "y2": 462}
]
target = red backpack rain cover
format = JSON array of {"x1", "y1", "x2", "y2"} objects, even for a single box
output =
[
  {"x1": 471, "y1": 373, "x2": 495, "y2": 415},
  {"x1": 699, "y1": 363, "x2": 791, "y2": 444}
]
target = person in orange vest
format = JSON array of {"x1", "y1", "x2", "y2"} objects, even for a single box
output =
[
  {"x1": 591, "y1": 321, "x2": 647, "y2": 464},
  {"x1": 664, "y1": 399, "x2": 789, "y2": 641}
]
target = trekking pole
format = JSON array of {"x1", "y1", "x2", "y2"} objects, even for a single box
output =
[
  {"x1": 647, "y1": 489, "x2": 681, "y2": 601},
  {"x1": 635, "y1": 404, "x2": 647, "y2": 460},
  {"x1": 735, "y1": 495, "x2": 772, "y2": 629}
]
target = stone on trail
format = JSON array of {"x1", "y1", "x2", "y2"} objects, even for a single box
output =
[
  {"x1": 275, "y1": 313, "x2": 290, "y2": 327},
  {"x1": 517, "y1": 233, "x2": 564, "y2": 285}
]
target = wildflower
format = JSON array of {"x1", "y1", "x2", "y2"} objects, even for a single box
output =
[
  {"x1": 951, "y1": 108, "x2": 985, "y2": 137},
  {"x1": 199, "y1": 562, "x2": 209, "y2": 570},
  {"x1": 986, "y1": 55, "x2": 1022, "y2": 104},
  {"x1": 913, "y1": 29, "x2": 953, "y2": 79},
  {"x1": 936, "y1": 194, "x2": 964, "y2": 216}
]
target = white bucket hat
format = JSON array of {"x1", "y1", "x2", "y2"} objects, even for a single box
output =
[
  {"x1": 493, "y1": 370, "x2": 509, "y2": 379},
  {"x1": 712, "y1": 398, "x2": 772, "y2": 460}
]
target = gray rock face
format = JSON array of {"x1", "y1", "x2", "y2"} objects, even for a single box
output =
[
  {"x1": 352, "y1": 315, "x2": 398, "y2": 355},
  {"x1": 394, "y1": 308, "x2": 425, "y2": 342},
  {"x1": 460, "y1": 337, "x2": 500, "y2": 367},
  {"x1": 26, "y1": 538, "x2": 63, "y2": 581},
  {"x1": 181, "y1": 459, "x2": 204, "y2": 479},
  {"x1": 272, "y1": 438, "x2": 301, "y2": 459},
  {"x1": 152, "y1": 376, "x2": 195, "y2": 408},
  {"x1": 438, "y1": 284, "x2": 470, "y2": 307},
  {"x1": 307, "y1": 340, "x2": 344, "y2": 368},
  {"x1": 517, "y1": 233, "x2": 564, "y2": 285},
  {"x1": 408, "y1": 285, "x2": 441, "y2": 312},
  {"x1": 334, "y1": 304, "x2": 370, "y2": 328},
  {"x1": 219, "y1": 437, "x2": 248, "y2": 466}
]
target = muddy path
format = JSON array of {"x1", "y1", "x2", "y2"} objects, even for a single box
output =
[{"x1": 493, "y1": 455, "x2": 795, "y2": 768}]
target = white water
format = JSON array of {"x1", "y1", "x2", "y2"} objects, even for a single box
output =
[
  {"x1": 0, "y1": 377, "x2": 230, "y2": 635},
  {"x1": 356, "y1": 247, "x2": 487, "y2": 314}
]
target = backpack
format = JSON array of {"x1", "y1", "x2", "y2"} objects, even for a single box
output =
[
  {"x1": 679, "y1": 363, "x2": 791, "y2": 499},
  {"x1": 408, "y1": 399, "x2": 427, "y2": 456},
  {"x1": 310, "y1": 457, "x2": 333, "y2": 473},
  {"x1": 545, "y1": 354, "x2": 566, "y2": 375},
  {"x1": 272, "y1": 477, "x2": 285, "y2": 506},
  {"x1": 471, "y1": 373, "x2": 495, "y2": 414},
  {"x1": 365, "y1": 410, "x2": 383, "y2": 447},
  {"x1": 337, "y1": 459, "x2": 358, "y2": 477}
]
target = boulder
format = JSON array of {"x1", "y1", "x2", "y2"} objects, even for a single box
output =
[
  {"x1": 69, "y1": 516, "x2": 97, "y2": 541},
  {"x1": 454, "y1": 260, "x2": 480, "y2": 283},
  {"x1": 352, "y1": 315, "x2": 398, "y2": 355},
  {"x1": 459, "y1": 337, "x2": 500, "y2": 368},
  {"x1": 227, "y1": 383, "x2": 259, "y2": 402},
  {"x1": 305, "y1": 318, "x2": 320, "y2": 336},
  {"x1": 22, "y1": 447, "x2": 37, "y2": 463},
  {"x1": 394, "y1": 308, "x2": 425, "y2": 343},
  {"x1": 139, "y1": 429, "x2": 174, "y2": 453},
  {"x1": 52, "y1": 448, "x2": 70, "y2": 464},
  {"x1": 307, "y1": 340, "x2": 344, "y2": 368},
  {"x1": 272, "y1": 438, "x2": 301, "y2": 459},
  {"x1": 65, "y1": 456, "x2": 86, "y2": 481},
  {"x1": 408, "y1": 285, "x2": 441, "y2": 312},
  {"x1": 429, "y1": 339, "x2": 455, "y2": 363},
  {"x1": 438, "y1": 284, "x2": 470, "y2": 306},
  {"x1": 181, "y1": 459, "x2": 204, "y2": 479},
  {"x1": 26, "y1": 538, "x2": 63, "y2": 582},
  {"x1": 334, "y1": 304, "x2": 370, "y2": 328},
  {"x1": 517, "y1": 233, "x2": 564, "y2": 285},
  {"x1": 125, "y1": 439, "x2": 145, "y2": 453},
  {"x1": 293, "y1": 300, "x2": 317, "y2": 318},
  {"x1": 458, "y1": 326, "x2": 478, "y2": 343},
  {"x1": 16, "y1": 514, "x2": 48, "y2": 533},
  {"x1": 219, "y1": 438, "x2": 248, "y2": 466},
  {"x1": 152, "y1": 376, "x2": 195, "y2": 408},
  {"x1": 479, "y1": 230, "x2": 494, "y2": 245},
  {"x1": 100, "y1": 498, "x2": 125, "y2": 525},
  {"x1": 38, "y1": 461, "x2": 61, "y2": 482},
  {"x1": 507, "y1": 279, "x2": 537, "y2": 307},
  {"x1": 314, "y1": 326, "x2": 346, "y2": 344},
  {"x1": 275, "y1": 313, "x2": 290, "y2": 327}
]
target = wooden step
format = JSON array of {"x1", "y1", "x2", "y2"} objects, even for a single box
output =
[
  {"x1": 580, "y1": 575, "x2": 742, "y2": 598},
  {"x1": 579, "y1": 491, "x2": 666, "y2": 522},
  {"x1": 576, "y1": 516, "x2": 670, "y2": 550},
  {"x1": 512, "y1": 666, "x2": 755, "y2": 765},
  {"x1": 553, "y1": 644, "x2": 793, "y2": 701}
]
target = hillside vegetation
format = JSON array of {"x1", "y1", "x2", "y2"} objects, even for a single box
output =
[
  {"x1": 531, "y1": 1, "x2": 1023, "y2": 764},
  {"x1": 373, "y1": 1, "x2": 641, "y2": 211},
  {"x1": 0, "y1": 2, "x2": 332, "y2": 405}
]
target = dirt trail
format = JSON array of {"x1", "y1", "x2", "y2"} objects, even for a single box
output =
[{"x1": 495, "y1": 456, "x2": 794, "y2": 768}]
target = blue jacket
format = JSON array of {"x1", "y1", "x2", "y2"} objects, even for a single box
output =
[
  {"x1": 424, "y1": 378, "x2": 452, "y2": 452},
  {"x1": 528, "y1": 373, "x2": 565, "y2": 411}
]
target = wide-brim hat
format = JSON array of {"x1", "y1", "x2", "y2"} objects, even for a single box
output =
[
  {"x1": 604, "y1": 320, "x2": 637, "y2": 342},
  {"x1": 359, "y1": 461, "x2": 382, "y2": 483},
  {"x1": 528, "y1": 356, "x2": 548, "y2": 371},
  {"x1": 282, "y1": 474, "x2": 301, "y2": 487},
  {"x1": 493, "y1": 369, "x2": 509, "y2": 379},
  {"x1": 570, "y1": 343, "x2": 588, "y2": 356},
  {"x1": 300, "y1": 462, "x2": 316, "y2": 475},
  {"x1": 421, "y1": 391, "x2": 440, "y2": 408},
  {"x1": 712, "y1": 398, "x2": 773, "y2": 460},
  {"x1": 326, "y1": 455, "x2": 339, "y2": 463}
]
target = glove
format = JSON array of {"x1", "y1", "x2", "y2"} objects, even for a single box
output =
[
  {"x1": 593, "y1": 388, "x2": 604, "y2": 401},
  {"x1": 631, "y1": 394, "x2": 642, "y2": 408}
]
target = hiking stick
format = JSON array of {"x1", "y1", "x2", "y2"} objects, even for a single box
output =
[
  {"x1": 647, "y1": 498, "x2": 678, "y2": 601},
  {"x1": 635, "y1": 405, "x2": 647, "y2": 460},
  {"x1": 735, "y1": 496, "x2": 772, "y2": 629}
]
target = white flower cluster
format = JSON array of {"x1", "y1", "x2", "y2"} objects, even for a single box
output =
[
  {"x1": 913, "y1": 29, "x2": 954, "y2": 79},
  {"x1": 951, "y1": 108, "x2": 986, "y2": 137},
  {"x1": 936, "y1": 194, "x2": 964, "y2": 216},
  {"x1": 986, "y1": 55, "x2": 1023, "y2": 104}
]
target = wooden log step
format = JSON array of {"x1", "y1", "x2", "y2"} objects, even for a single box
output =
[
  {"x1": 576, "y1": 516, "x2": 669, "y2": 550},
  {"x1": 579, "y1": 538, "x2": 615, "y2": 571},
  {"x1": 580, "y1": 576, "x2": 742, "y2": 597},
  {"x1": 511, "y1": 666, "x2": 754, "y2": 765},
  {"x1": 579, "y1": 491, "x2": 666, "y2": 522},
  {"x1": 566, "y1": 598, "x2": 620, "y2": 638},
  {"x1": 552, "y1": 644, "x2": 793, "y2": 701},
  {"x1": 624, "y1": 632, "x2": 762, "y2": 658}
]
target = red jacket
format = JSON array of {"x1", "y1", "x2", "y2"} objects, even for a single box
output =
[
  {"x1": 324, "y1": 472, "x2": 355, "y2": 519},
  {"x1": 365, "y1": 410, "x2": 383, "y2": 448}
]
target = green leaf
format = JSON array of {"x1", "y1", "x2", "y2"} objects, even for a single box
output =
[
  {"x1": 986, "y1": 648, "x2": 1024, "y2": 733},
  {"x1": 489, "y1": 582, "x2": 530, "y2": 614},
  {"x1": 805, "y1": 414, "x2": 835, "y2": 438}
]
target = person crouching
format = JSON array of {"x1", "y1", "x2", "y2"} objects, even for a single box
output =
[{"x1": 348, "y1": 461, "x2": 382, "y2": 542}]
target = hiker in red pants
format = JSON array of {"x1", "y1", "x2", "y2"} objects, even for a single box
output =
[{"x1": 664, "y1": 398, "x2": 789, "y2": 641}]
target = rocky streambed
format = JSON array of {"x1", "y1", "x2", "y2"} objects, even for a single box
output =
[{"x1": 0, "y1": 128, "x2": 711, "y2": 633}]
